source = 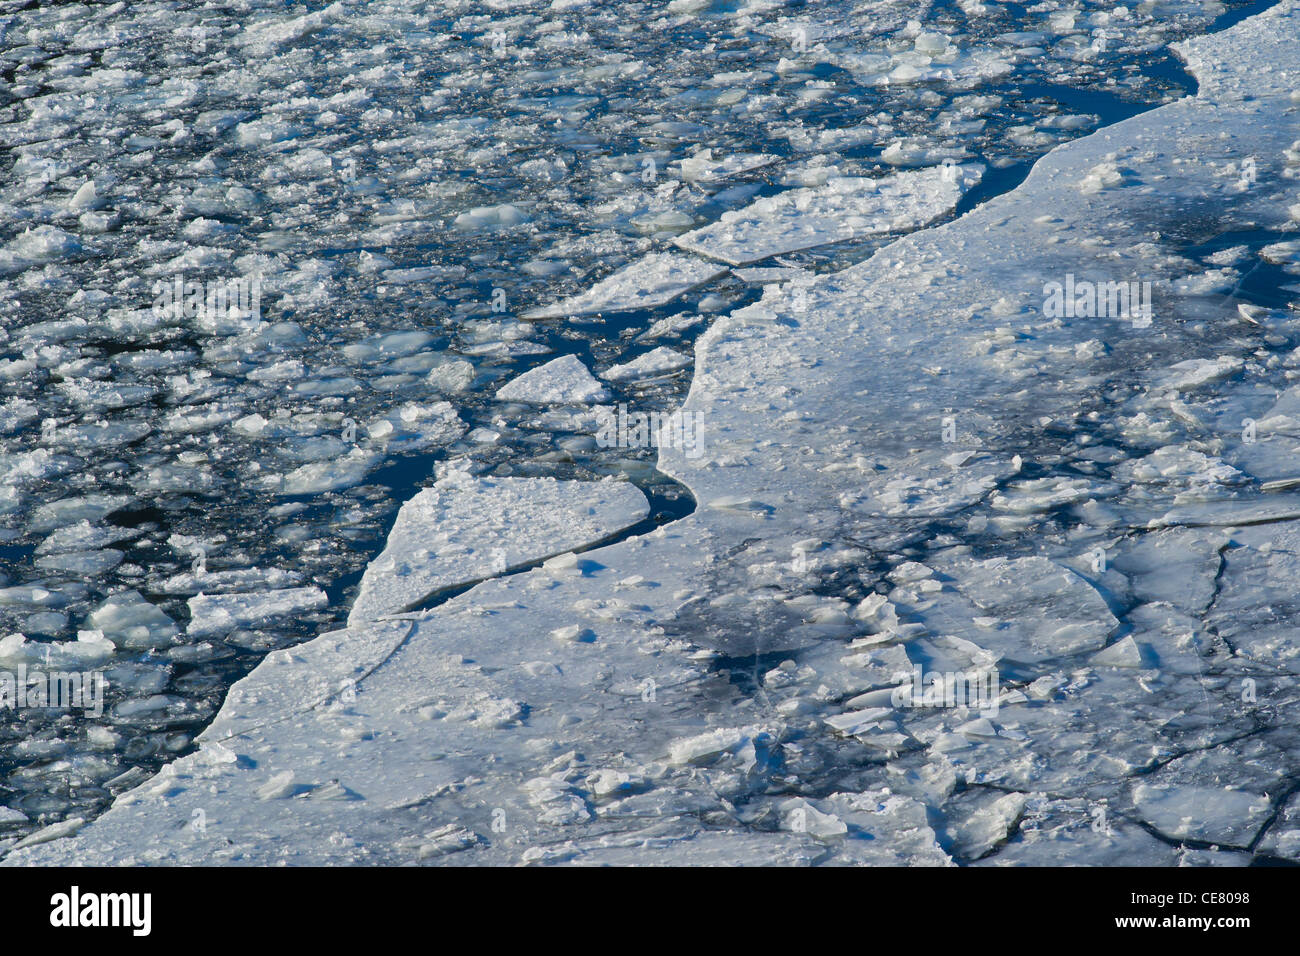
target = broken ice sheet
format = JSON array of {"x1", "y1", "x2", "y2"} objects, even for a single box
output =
[
  {"x1": 203, "y1": 620, "x2": 415, "y2": 743},
  {"x1": 1132, "y1": 778, "x2": 1272, "y2": 849},
  {"x1": 7, "y1": 0, "x2": 1300, "y2": 866},
  {"x1": 778, "y1": 791, "x2": 952, "y2": 866},
  {"x1": 495, "y1": 354, "x2": 611, "y2": 404},
  {"x1": 1152, "y1": 355, "x2": 1245, "y2": 392},
  {"x1": 673, "y1": 164, "x2": 983, "y2": 266},
  {"x1": 672, "y1": 149, "x2": 776, "y2": 184},
  {"x1": 523, "y1": 252, "x2": 726, "y2": 319},
  {"x1": 601, "y1": 346, "x2": 692, "y2": 382},
  {"x1": 843, "y1": 450, "x2": 1016, "y2": 518},
  {"x1": 348, "y1": 474, "x2": 649, "y2": 624},
  {"x1": 187, "y1": 587, "x2": 328, "y2": 638},
  {"x1": 1110, "y1": 528, "x2": 1227, "y2": 614},
  {"x1": 910, "y1": 555, "x2": 1119, "y2": 664},
  {"x1": 1205, "y1": 519, "x2": 1300, "y2": 671},
  {"x1": 972, "y1": 797, "x2": 1183, "y2": 866},
  {"x1": 943, "y1": 791, "x2": 1028, "y2": 861}
]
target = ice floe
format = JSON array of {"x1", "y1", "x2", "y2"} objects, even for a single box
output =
[
  {"x1": 495, "y1": 354, "x2": 611, "y2": 404},
  {"x1": 524, "y1": 252, "x2": 726, "y2": 320},
  {"x1": 7, "y1": 0, "x2": 1300, "y2": 867},
  {"x1": 673, "y1": 164, "x2": 983, "y2": 266},
  {"x1": 349, "y1": 473, "x2": 649, "y2": 624}
]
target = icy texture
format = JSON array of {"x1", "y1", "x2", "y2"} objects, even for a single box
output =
[
  {"x1": 674, "y1": 165, "x2": 984, "y2": 266},
  {"x1": 349, "y1": 474, "x2": 649, "y2": 624},
  {"x1": 6, "y1": 0, "x2": 1300, "y2": 866},
  {"x1": 524, "y1": 253, "x2": 726, "y2": 319},
  {"x1": 601, "y1": 347, "x2": 693, "y2": 382},
  {"x1": 495, "y1": 355, "x2": 611, "y2": 404},
  {"x1": 187, "y1": 588, "x2": 328, "y2": 638}
]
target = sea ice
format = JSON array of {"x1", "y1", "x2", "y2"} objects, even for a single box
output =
[
  {"x1": 495, "y1": 354, "x2": 611, "y2": 404},
  {"x1": 524, "y1": 252, "x2": 726, "y2": 319},
  {"x1": 350, "y1": 473, "x2": 648, "y2": 624},
  {"x1": 673, "y1": 164, "x2": 983, "y2": 266},
  {"x1": 187, "y1": 587, "x2": 327, "y2": 638}
]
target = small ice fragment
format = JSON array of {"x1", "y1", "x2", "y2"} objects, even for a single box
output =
[
  {"x1": 257, "y1": 770, "x2": 299, "y2": 801},
  {"x1": 496, "y1": 355, "x2": 610, "y2": 404},
  {"x1": 524, "y1": 252, "x2": 725, "y2": 320}
]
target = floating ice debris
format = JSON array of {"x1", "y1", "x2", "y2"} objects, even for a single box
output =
[
  {"x1": 0, "y1": 807, "x2": 27, "y2": 825},
  {"x1": 732, "y1": 266, "x2": 810, "y2": 284},
  {"x1": 1133, "y1": 784, "x2": 1271, "y2": 847},
  {"x1": 496, "y1": 355, "x2": 611, "y2": 404},
  {"x1": 673, "y1": 149, "x2": 776, "y2": 183},
  {"x1": 0, "y1": 630, "x2": 116, "y2": 668},
  {"x1": 452, "y1": 203, "x2": 529, "y2": 231},
  {"x1": 667, "y1": 726, "x2": 770, "y2": 766},
  {"x1": 1155, "y1": 356, "x2": 1244, "y2": 392},
  {"x1": 159, "y1": 567, "x2": 304, "y2": 596},
  {"x1": 524, "y1": 252, "x2": 726, "y2": 319},
  {"x1": 89, "y1": 590, "x2": 180, "y2": 650},
  {"x1": 638, "y1": 312, "x2": 706, "y2": 341},
  {"x1": 951, "y1": 793, "x2": 1026, "y2": 859},
  {"x1": 923, "y1": 556, "x2": 1118, "y2": 663},
  {"x1": 349, "y1": 474, "x2": 648, "y2": 624},
  {"x1": 187, "y1": 587, "x2": 327, "y2": 638},
  {"x1": 600, "y1": 347, "x2": 692, "y2": 382},
  {"x1": 0, "y1": 225, "x2": 83, "y2": 276},
  {"x1": 673, "y1": 165, "x2": 983, "y2": 266},
  {"x1": 7, "y1": 0, "x2": 1300, "y2": 867},
  {"x1": 1261, "y1": 239, "x2": 1300, "y2": 265}
]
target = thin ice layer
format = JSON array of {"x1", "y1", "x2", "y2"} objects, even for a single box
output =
[
  {"x1": 524, "y1": 252, "x2": 726, "y2": 319},
  {"x1": 9, "y1": 2, "x2": 1300, "y2": 867},
  {"x1": 673, "y1": 164, "x2": 983, "y2": 266},
  {"x1": 349, "y1": 474, "x2": 649, "y2": 624}
]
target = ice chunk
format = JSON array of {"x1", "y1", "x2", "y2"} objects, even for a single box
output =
[
  {"x1": 1089, "y1": 636, "x2": 1143, "y2": 668},
  {"x1": 452, "y1": 203, "x2": 529, "y2": 231},
  {"x1": 1078, "y1": 161, "x2": 1125, "y2": 194},
  {"x1": 0, "y1": 225, "x2": 83, "y2": 275},
  {"x1": 601, "y1": 346, "x2": 692, "y2": 382},
  {"x1": 923, "y1": 556, "x2": 1118, "y2": 663},
  {"x1": 416, "y1": 824, "x2": 480, "y2": 860},
  {"x1": 673, "y1": 165, "x2": 983, "y2": 266},
  {"x1": 187, "y1": 587, "x2": 327, "y2": 637},
  {"x1": 11, "y1": 816, "x2": 86, "y2": 850},
  {"x1": 1155, "y1": 356, "x2": 1244, "y2": 392},
  {"x1": 349, "y1": 474, "x2": 648, "y2": 624},
  {"x1": 1110, "y1": 529, "x2": 1226, "y2": 614},
  {"x1": 266, "y1": 448, "x2": 382, "y2": 496},
  {"x1": 673, "y1": 149, "x2": 776, "y2": 183},
  {"x1": 495, "y1": 355, "x2": 610, "y2": 404},
  {"x1": 950, "y1": 792, "x2": 1027, "y2": 859},
  {"x1": 524, "y1": 252, "x2": 725, "y2": 320},
  {"x1": 667, "y1": 726, "x2": 769, "y2": 766},
  {"x1": 89, "y1": 595, "x2": 180, "y2": 655},
  {"x1": 1133, "y1": 784, "x2": 1270, "y2": 847}
]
